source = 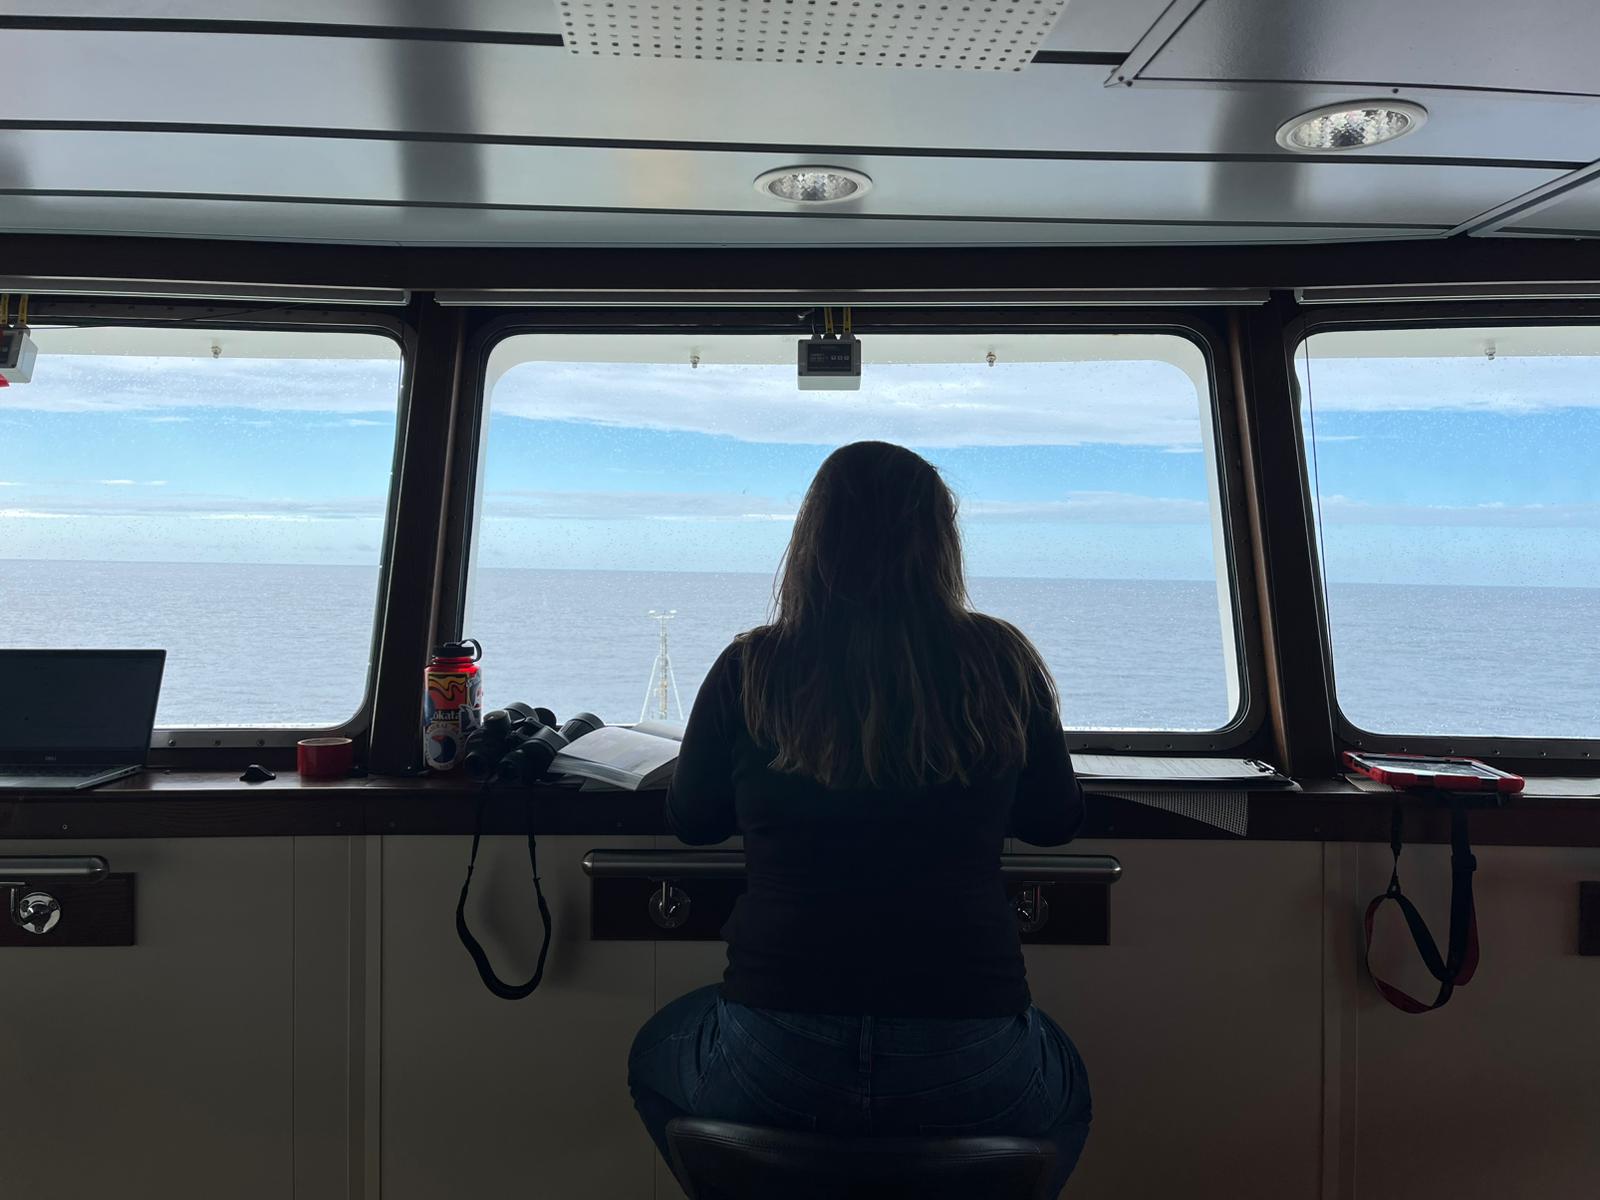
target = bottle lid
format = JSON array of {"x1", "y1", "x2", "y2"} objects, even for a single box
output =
[{"x1": 434, "y1": 638, "x2": 482, "y2": 661}]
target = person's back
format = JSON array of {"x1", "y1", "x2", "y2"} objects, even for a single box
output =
[
  {"x1": 628, "y1": 441, "x2": 1093, "y2": 1197},
  {"x1": 671, "y1": 624, "x2": 1080, "y2": 1017}
]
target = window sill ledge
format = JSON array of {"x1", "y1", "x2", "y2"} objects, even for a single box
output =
[{"x1": 0, "y1": 770, "x2": 1594, "y2": 845}]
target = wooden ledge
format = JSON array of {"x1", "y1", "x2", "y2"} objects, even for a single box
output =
[{"x1": 0, "y1": 770, "x2": 1594, "y2": 845}]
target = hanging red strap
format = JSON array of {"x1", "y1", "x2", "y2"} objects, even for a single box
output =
[{"x1": 1363, "y1": 798, "x2": 1479, "y2": 1013}]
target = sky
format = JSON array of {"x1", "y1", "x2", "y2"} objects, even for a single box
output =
[{"x1": 1, "y1": 331, "x2": 1597, "y2": 590}]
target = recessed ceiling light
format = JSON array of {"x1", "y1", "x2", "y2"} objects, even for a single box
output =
[
  {"x1": 755, "y1": 167, "x2": 873, "y2": 205},
  {"x1": 1275, "y1": 101, "x2": 1428, "y2": 153}
]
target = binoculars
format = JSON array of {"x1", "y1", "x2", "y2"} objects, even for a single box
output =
[{"x1": 463, "y1": 703, "x2": 604, "y2": 785}]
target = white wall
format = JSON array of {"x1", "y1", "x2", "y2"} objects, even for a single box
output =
[{"x1": 0, "y1": 835, "x2": 1595, "y2": 1199}]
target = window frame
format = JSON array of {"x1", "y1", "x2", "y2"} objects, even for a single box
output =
[
  {"x1": 13, "y1": 297, "x2": 413, "y2": 753},
  {"x1": 441, "y1": 306, "x2": 1267, "y2": 752},
  {"x1": 1286, "y1": 302, "x2": 1600, "y2": 768}
]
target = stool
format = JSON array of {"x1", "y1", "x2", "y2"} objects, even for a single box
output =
[{"x1": 665, "y1": 1117, "x2": 1058, "y2": 1200}]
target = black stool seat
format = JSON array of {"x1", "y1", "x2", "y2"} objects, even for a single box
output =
[{"x1": 666, "y1": 1117, "x2": 1058, "y2": 1200}]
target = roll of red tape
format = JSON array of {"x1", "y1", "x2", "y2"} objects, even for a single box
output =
[{"x1": 297, "y1": 736, "x2": 354, "y2": 780}]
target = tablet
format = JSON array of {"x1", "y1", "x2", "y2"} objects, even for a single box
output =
[{"x1": 1342, "y1": 751, "x2": 1524, "y2": 794}]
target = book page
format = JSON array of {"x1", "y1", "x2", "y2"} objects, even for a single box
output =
[
  {"x1": 1070, "y1": 755, "x2": 1286, "y2": 785},
  {"x1": 632, "y1": 719, "x2": 687, "y2": 742},
  {"x1": 554, "y1": 725, "x2": 680, "y2": 783}
]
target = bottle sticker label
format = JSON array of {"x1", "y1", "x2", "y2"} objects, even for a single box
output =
[{"x1": 425, "y1": 670, "x2": 470, "y2": 768}]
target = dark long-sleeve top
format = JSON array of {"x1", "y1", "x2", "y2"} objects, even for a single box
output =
[{"x1": 665, "y1": 640, "x2": 1086, "y2": 1018}]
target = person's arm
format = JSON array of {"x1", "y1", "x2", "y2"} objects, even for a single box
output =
[
  {"x1": 1009, "y1": 682, "x2": 1086, "y2": 846},
  {"x1": 664, "y1": 643, "x2": 741, "y2": 845}
]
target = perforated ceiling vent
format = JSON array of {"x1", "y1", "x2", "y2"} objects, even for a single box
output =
[{"x1": 558, "y1": 0, "x2": 1069, "y2": 71}]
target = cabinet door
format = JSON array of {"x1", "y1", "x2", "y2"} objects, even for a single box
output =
[
  {"x1": 0, "y1": 837, "x2": 298, "y2": 1200},
  {"x1": 1025, "y1": 839, "x2": 1325, "y2": 1200},
  {"x1": 379, "y1": 834, "x2": 659, "y2": 1200},
  {"x1": 1352, "y1": 844, "x2": 1600, "y2": 1200}
]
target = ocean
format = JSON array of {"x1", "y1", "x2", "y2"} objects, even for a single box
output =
[{"x1": 2, "y1": 560, "x2": 1594, "y2": 741}]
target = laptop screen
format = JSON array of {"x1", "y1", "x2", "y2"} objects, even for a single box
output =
[{"x1": 0, "y1": 650, "x2": 166, "y2": 764}]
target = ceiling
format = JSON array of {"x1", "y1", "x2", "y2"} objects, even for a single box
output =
[{"x1": 1, "y1": 0, "x2": 1598, "y2": 248}]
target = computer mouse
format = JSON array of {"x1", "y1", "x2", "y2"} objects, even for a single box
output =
[{"x1": 239, "y1": 764, "x2": 277, "y2": 783}]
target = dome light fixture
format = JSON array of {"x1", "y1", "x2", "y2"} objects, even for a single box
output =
[
  {"x1": 755, "y1": 166, "x2": 873, "y2": 205},
  {"x1": 1275, "y1": 100, "x2": 1428, "y2": 153}
]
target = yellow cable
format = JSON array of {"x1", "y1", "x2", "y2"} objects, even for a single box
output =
[
  {"x1": 17, "y1": 295, "x2": 27, "y2": 327},
  {"x1": 823, "y1": 307, "x2": 834, "y2": 336},
  {"x1": 843, "y1": 307, "x2": 852, "y2": 336},
  {"x1": 0, "y1": 294, "x2": 9, "y2": 326}
]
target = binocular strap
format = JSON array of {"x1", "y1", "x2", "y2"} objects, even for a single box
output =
[
  {"x1": 456, "y1": 788, "x2": 554, "y2": 1001},
  {"x1": 1363, "y1": 798, "x2": 1480, "y2": 1014}
]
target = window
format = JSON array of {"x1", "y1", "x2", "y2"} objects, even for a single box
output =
[
  {"x1": 0, "y1": 324, "x2": 403, "y2": 729},
  {"x1": 1297, "y1": 324, "x2": 1600, "y2": 741},
  {"x1": 465, "y1": 330, "x2": 1240, "y2": 733}
]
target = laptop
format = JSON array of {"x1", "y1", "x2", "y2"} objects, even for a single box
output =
[{"x1": 0, "y1": 649, "x2": 166, "y2": 790}]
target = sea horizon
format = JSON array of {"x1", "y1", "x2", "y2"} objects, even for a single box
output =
[{"x1": 2, "y1": 559, "x2": 1594, "y2": 740}]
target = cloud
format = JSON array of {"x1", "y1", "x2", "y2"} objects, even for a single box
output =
[
  {"x1": 195, "y1": 513, "x2": 329, "y2": 523},
  {"x1": 475, "y1": 487, "x2": 1211, "y2": 525},
  {"x1": 1298, "y1": 356, "x2": 1600, "y2": 414},
  {"x1": 96, "y1": 479, "x2": 166, "y2": 486},
  {"x1": 491, "y1": 360, "x2": 1207, "y2": 450},
  {"x1": 4, "y1": 356, "x2": 401, "y2": 416},
  {"x1": 0, "y1": 481, "x2": 18, "y2": 487},
  {"x1": 1320, "y1": 495, "x2": 1600, "y2": 527},
  {"x1": 964, "y1": 492, "x2": 1210, "y2": 524},
  {"x1": 482, "y1": 488, "x2": 795, "y2": 522},
  {"x1": 0, "y1": 490, "x2": 388, "y2": 521},
  {"x1": 7, "y1": 351, "x2": 1212, "y2": 450},
  {"x1": 12, "y1": 485, "x2": 1581, "y2": 540}
]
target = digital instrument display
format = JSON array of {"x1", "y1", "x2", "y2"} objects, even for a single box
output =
[{"x1": 1343, "y1": 750, "x2": 1524, "y2": 794}]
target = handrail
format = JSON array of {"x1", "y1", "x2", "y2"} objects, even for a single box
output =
[
  {"x1": 582, "y1": 849, "x2": 1121, "y2": 885},
  {"x1": 1001, "y1": 854, "x2": 1123, "y2": 883},
  {"x1": 0, "y1": 856, "x2": 109, "y2": 887}
]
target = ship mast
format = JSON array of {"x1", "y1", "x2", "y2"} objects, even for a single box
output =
[{"x1": 640, "y1": 609, "x2": 685, "y2": 722}]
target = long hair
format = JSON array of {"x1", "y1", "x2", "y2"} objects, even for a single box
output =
[{"x1": 740, "y1": 441, "x2": 1059, "y2": 790}]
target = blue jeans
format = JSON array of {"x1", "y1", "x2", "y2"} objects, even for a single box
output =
[{"x1": 628, "y1": 984, "x2": 1092, "y2": 1198}]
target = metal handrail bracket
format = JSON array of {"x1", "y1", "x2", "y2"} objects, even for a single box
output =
[
  {"x1": 0, "y1": 856, "x2": 109, "y2": 887},
  {"x1": 582, "y1": 849, "x2": 1121, "y2": 885}
]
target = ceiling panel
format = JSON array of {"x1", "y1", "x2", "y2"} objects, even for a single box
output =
[
  {"x1": 8, "y1": 0, "x2": 1156, "y2": 54},
  {"x1": 4, "y1": 31, "x2": 1599, "y2": 164},
  {"x1": 1040, "y1": 0, "x2": 1168, "y2": 54},
  {"x1": 0, "y1": 192, "x2": 1440, "y2": 246},
  {"x1": 1499, "y1": 180, "x2": 1600, "y2": 236},
  {"x1": 1482, "y1": 228, "x2": 1595, "y2": 240},
  {"x1": 1137, "y1": 0, "x2": 1600, "y2": 98},
  {"x1": 0, "y1": 1, "x2": 564, "y2": 34},
  {"x1": 0, "y1": 130, "x2": 1557, "y2": 229}
]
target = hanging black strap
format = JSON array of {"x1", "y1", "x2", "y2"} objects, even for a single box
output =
[
  {"x1": 1363, "y1": 796, "x2": 1479, "y2": 1014},
  {"x1": 455, "y1": 788, "x2": 554, "y2": 1001}
]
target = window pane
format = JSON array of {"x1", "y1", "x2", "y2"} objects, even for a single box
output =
[
  {"x1": 466, "y1": 332, "x2": 1237, "y2": 732},
  {"x1": 0, "y1": 325, "x2": 402, "y2": 728},
  {"x1": 1298, "y1": 325, "x2": 1600, "y2": 739}
]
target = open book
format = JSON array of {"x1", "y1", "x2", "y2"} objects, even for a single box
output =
[
  {"x1": 552, "y1": 720, "x2": 685, "y2": 791},
  {"x1": 1070, "y1": 755, "x2": 1293, "y2": 788}
]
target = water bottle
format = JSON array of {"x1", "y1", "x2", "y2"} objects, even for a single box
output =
[{"x1": 424, "y1": 639, "x2": 483, "y2": 772}]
